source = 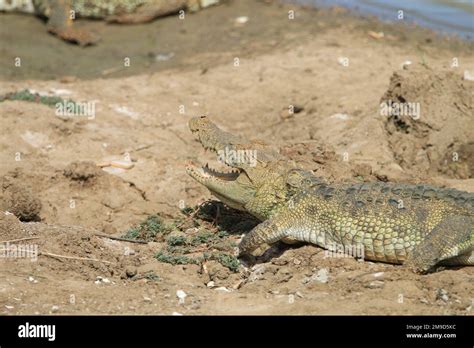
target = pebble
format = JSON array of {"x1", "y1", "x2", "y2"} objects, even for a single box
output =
[
  {"x1": 436, "y1": 289, "x2": 449, "y2": 302},
  {"x1": 95, "y1": 276, "x2": 111, "y2": 284},
  {"x1": 125, "y1": 267, "x2": 137, "y2": 278},
  {"x1": 463, "y1": 70, "x2": 474, "y2": 81},
  {"x1": 143, "y1": 296, "x2": 152, "y2": 303},
  {"x1": 176, "y1": 290, "x2": 187, "y2": 304},
  {"x1": 367, "y1": 280, "x2": 384, "y2": 289},
  {"x1": 215, "y1": 287, "x2": 231, "y2": 292},
  {"x1": 155, "y1": 52, "x2": 175, "y2": 62},
  {"x1": 373, "y1": 272, "x2": 384, "y2": 278},
  {"x1": 401, "y1": 60, "x2": 412, "y2": 69},
  {"x1": 206, "y1": 281, "x2": 215, "y2": 288},
  {"x1": 235, "y1": 16, "x2": 249, "y2": 25},
  {"x1": 51, "y1": 305, "x2": 59, "y2": 313},
  {"x1": 303, "y1": 268, "x2": 329, "y2": 284},
  {"x1": 368, "y1": 31, "x2": 384, "y2": 39},
  {"x1": 337, "y1": 57, "x2": 348, "y2": 66},
  {"x1": 248, "y1": 264, "x2": 266, "y2": 282},
  {"x1": 102, "y1": 166, "x2": 126, "y2": 175},
  {"x1": 110, "y1": 160, "x2": 134, "y2": 170},
  {"x1": 330, "y1": 113, "x2": 350, "y2": 120}
]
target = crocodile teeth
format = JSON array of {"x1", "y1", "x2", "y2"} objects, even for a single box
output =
[{"x1": 201, "y1": 163, "x2": 241, "y2": 181}]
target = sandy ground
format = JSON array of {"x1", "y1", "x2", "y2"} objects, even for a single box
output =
[{"x1": 0, "y1": 0, "x2": 473, "y2": 315}]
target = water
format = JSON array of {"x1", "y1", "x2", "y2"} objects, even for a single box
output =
[{"x1": 291, "y1": 0, "x2": 474, "y2": 39}]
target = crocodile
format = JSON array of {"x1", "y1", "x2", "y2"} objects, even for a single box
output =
[
  {"x1": 186, "y1": 116, "x2": 474, "y2": 273},
  {"x1": 0, "y1": 0, "x2": 219, "y2": 45}
]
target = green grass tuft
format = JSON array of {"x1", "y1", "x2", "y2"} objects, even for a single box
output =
[
  {"x1": 1, "y1": 89, "x2": 77, "y2": 108},
  {"x1": 213, "y1": 253, "x2": 240, "y2": 272},
  {"x1": 122, "y1": 214, "x2": 171, "y2": 241},
  {"x1": 166, "y1": 235, "x2": 187, "y2": 246},
  {"x1": 155, "y1": 251, "x2": 198, "y2": 265}
]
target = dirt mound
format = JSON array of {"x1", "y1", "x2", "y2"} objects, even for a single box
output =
[
  {"x1": 381, "y1": 64, "x2": 473, "y2": 179},
  {"x1": 0, "y1": 163, "x2": 148, "y2": 232},
  {"x1": 0, "y1": 174, "x2": 42, "y2": 222},
  {"x1": 63, "y1": 161, "x2": 104, "y2": 183}
]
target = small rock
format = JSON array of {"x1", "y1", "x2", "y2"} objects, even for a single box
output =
[
  {"x1": 125, "y1": 267, "x2": 137, "y2": 278},
  {"x1": 176, "y1": 290, "x2": 187, "y2": 304},
  {"x1": 337, "y1": 57, "x2": 348, "y2": 66},
  {"x1": 95, "y1": 276, "x2": 110, "y2": 284},
  {"x1": 315, "y1": 268, "x2": 329, "y2": 283},
  {"x1": 155, "y1": 52, "x2": 175, "y2": 62},
  {"x1": 368, "y1": 31, "x2": 384, "y2": 39},
  {"x1": 466, "y1": 299, "x2": 473, "y2": 312},
  {"x1": 303, "y1": 268, "x2": 329, "y2": 284},
  {"x1": 401, "y1": 61, "x2": 412, "y2": 69},
  {"x1": 295, "y1": 291, "x2": 304, "y2": 298},
  {"x1": 215, "y1": 287, "x2": 231, "y2": 292},
  {"x1": 200, "y1": 0, "x2": 220, "y2": 9},
  {"x1": 248, "y1": 264, "x2": 266, "y2": 282},
  {"x1": 293, "y1": 259, "x2": 301, "y2": 265},
  {"x1": 206, "y1": 281, "x2": 215, "y2": 288},
  {"x1": 436, "y1": 289, "x2": 449, "y2": 302},
  {"x1": 51, "y1": 305, "x2": 59, "y2": 313},
  {"x1": 330, "y1": 113, "x2": 350, "y2": 120},
  {"x1": 110, "y1": 160, "x2": 134, "y2": 170},
  {"x1": 5, "y1": 305, "x2": 14, "y2": 310},
  {"x1": 235, "y1": 16, "x2": 249, "y2": 25},
  {"x1": 143, "y1": 296, "x2": 152, "y2": 303},
  {"x1": 373, "y1": 272, "x2": 384, "y2": 278},
  {"x1": 463, "y1": 70, "x2": 474, "y2": 81},
  {"x1": 367, "y1": 280, "x2": 384, "y2": 289},
  {"x1": 172, "y1": 312, "x2": 183, "y2": 316}
]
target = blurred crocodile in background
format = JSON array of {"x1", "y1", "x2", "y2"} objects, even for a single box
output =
[
  {"x1": 0, "y1": 0, "x2": 220, "y2": 45},
  {"x1": 186, "y1": 116, "x2": 474, "y2": 273}
]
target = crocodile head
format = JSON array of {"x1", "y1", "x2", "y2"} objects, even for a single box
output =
[{"x1": 186, "y1": 116, "x2": 306, "y2": 220}]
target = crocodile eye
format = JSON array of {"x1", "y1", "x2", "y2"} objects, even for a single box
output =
[{"x1": 286, "y1": 170, "x2": 303, "y2": 187}]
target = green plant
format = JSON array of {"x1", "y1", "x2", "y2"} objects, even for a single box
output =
[
  {"x1": 213, "y1": 253, "x2": 240, "y2": 272},
  {"x1": 122, "y1": 214, "x2": 171, "y2": 241},
  {"x1": 155, "y1": 251, "x2": 198, "y2": 265},
  {"x1": 166, "y1": 235, "x2": 187, "y2": 246}
]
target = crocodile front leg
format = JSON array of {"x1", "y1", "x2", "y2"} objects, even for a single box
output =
[{"x1": 239, "y1": 199, "x2": 308, "y2": 256}]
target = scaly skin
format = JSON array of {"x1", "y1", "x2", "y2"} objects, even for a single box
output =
[
  {"x1": 186, "y1": 116, "x2": 474, "y2": 273},
  {"x1": 0, "y1": 0, "x2": 217, "y2": 44}
]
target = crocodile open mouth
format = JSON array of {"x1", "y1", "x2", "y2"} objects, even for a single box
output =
[
  {"x1": 187, "y1": 118, "x2": 244, "y2": 183},
  {"x1": 187, "y1": 162, "x2": 241, "y2": 182}
]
